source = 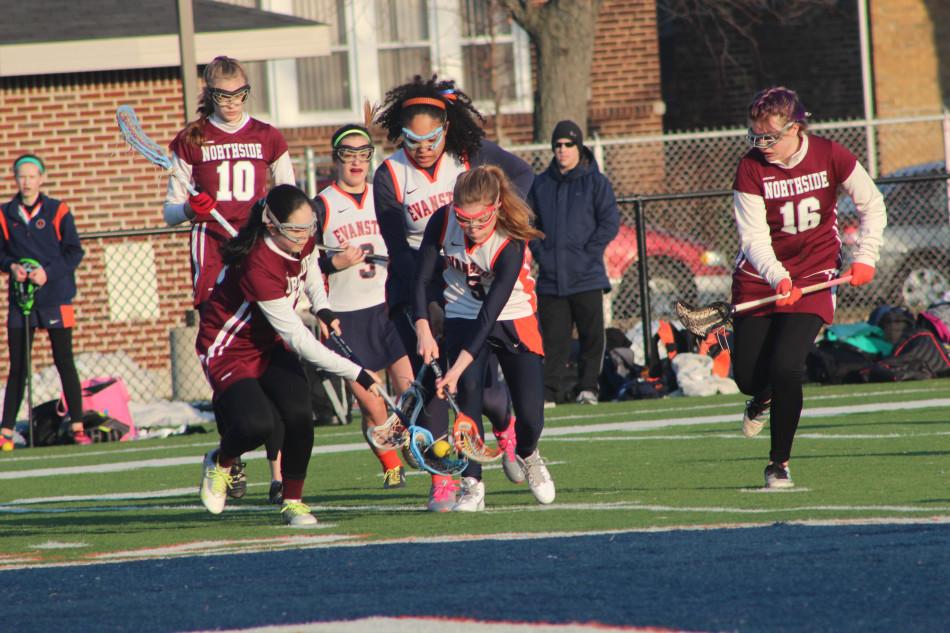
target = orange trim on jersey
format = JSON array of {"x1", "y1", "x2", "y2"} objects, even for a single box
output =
[
  {"x1": 383, "y1": 160, "x2": 402, "y2": 204},
  {"x1": 52, "y1": 202, "x2": 69, "y2": 241},
  {"x1": 518, "y1": 247, "x2": 538, "y2": 313},
  {"x1": 317, "y1": 194, "x2": 331, "y2": 237},
  {"x1": 60, "y1": 305, "x2": 76, "y2": 328},
  {"x1": 0, "y1": 211, "x2": 9, "y2": 241},
  {"x1": 513, "y1": 314, "x2": 544, "y2": 356},
  {"x1": 404, "y1": 149, "x2": 446, "y2": 184},
  {"x1": 488, "y1": 238, "x2": 511, "y2": 268},
  {"x1": 331, "y1": 182, "x2": 367, "y2": 209}
]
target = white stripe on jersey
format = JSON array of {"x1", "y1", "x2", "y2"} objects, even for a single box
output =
[
  {"x1": 320, "y1": 183, "x2": 387, "y2": 312},
  {"x1": 441, "y1": 218, "x2": 536, "y2": 321},
  {"x1": 383, "y1": 149, "x2": 468, "y2": 250},
  {"x1": 206, "y1": 300, "x2": 252, "y2": 361}
]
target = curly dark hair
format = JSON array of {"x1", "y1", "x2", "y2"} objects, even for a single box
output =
[{"x1": 373, "y1": 75, "x2": 486, "y2": 161}]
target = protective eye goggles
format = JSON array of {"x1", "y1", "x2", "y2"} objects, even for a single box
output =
[
  {"x1": 454, "y1": 201, "x2": 498, "y2": 229},
  {"x1": 746, "y1": 120, "x2": 796, "y2": 150},
  {"x1": 402, "y1": 126, "x2": 445, "y2": 151},
  {"x1": 264, "y1": 204, "x2": 317, "y2": 244},
  {"x1": 210, "y1": 85, "x2": 251, "y2": 106},
  {"x1": 334, "y1": 145, "x2": 374, "y2": 163}
]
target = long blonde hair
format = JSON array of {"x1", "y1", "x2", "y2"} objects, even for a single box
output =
[
  {"x1": 453, "y1": 166, "x2": 543, "y2": 242},
  {"x1": 182, "y1": 56, "x2": 249, "y2": 146}
]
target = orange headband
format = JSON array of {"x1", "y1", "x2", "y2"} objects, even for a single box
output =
[{"x1": 402, "y1": 97, "x2": 446, "y2": 110}]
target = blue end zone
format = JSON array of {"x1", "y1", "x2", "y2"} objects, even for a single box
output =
[{"x1": 6, "y1": 523, "x2": 949, "y2": 633}]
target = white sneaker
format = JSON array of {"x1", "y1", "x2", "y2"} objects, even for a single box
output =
[
  {"x1": 576, "y1": 390, "x2": 598, "y2": 405},
  {"x1": 199, "y1": 450, "x2": 232, "y2": 515},
  {"x1": 743, "y1": 397, "x2": 771, "y2": 437},
  {"x1": 452, "y1": 477, "x2": 485, "y2": 512},
  {"x1": 519, "y1": 450, "x2": 555, "y2": 504},
  {"x1": 281, "y1": 500, "x2": 319, "y2": 526}
]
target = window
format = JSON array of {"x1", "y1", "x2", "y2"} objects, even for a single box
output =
[
  {"x1": 376, "y1": 0, "x2": 432, "y2": 88},
  {"x1": 458, "y1": 0, "x2": 516, "y2": 104},
  {"x1": 294, "y1": 0, "x2": 351, "y2": 112}
]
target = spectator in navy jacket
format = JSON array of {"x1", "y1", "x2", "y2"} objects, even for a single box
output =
[
  {"x1": 0, "y1": 154, "x2": 87, "y2": 450},
  {"x1": 528, "y1": 121, "x2": 620, "y2": 406}
]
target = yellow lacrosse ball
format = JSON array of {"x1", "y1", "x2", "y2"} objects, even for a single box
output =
[{"x1": 431, "y1": 439, "x2": 452, "y2": 458}]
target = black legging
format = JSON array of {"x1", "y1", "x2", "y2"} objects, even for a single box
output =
[
  {"x1": 444, "y1": 318, "x2": 545, "y2": 481},
  {"x1": 212, "y1": 347, "x2": 313, "y2": 481},
  {"x1": 2, "y1": 326, "x2": 83, "y2": 430},
  {"x1": 732, "y1": 312, "x2": 824, "y2": 464}
]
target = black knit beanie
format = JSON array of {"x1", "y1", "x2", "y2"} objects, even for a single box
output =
[{"x1": 551, "y1": 120, "x2": 583, "y2": 150}]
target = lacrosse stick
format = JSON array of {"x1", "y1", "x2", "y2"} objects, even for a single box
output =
[
  {"x1": 403, "y1": 312, "x2": 501, "y2": 464},
  {"x1": 675, "y1": 275, "x2": 853, "y2": 338},
  {"x1": 315, "y1": 244, "x2": 389, "y2": 266},
  {"x1": 13, "y1": 258, "x2": 40, "y2": 448},
  {"x1": 116, "y1": 105, "x2": 238, "y2": 237}
]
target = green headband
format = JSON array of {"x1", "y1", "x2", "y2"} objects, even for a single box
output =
[
  {"x1": 13, "y1": 156, "x2": 45, "y2": 174},
  {"x1": 332, "y1": 129, "x2": 372, "y2": 148}
]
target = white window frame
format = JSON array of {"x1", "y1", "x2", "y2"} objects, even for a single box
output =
[{"x1": 258, "y1": 0, "x2": 531, "y2": 128}]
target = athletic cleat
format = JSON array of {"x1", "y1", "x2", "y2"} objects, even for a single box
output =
[
  {"x1": 764, "y1": 463, "x2": 794, "y2": 489},
  {"x1": 519, "y1": 450, "x2": 555, "y2": 504},
  {"x1": 72, "y1": 429, "x2": 92, "y2": 445},
  {"x1": 199, "y1": 451, "x2": 232, "y2": 515},
  {"x1": 576, "y1": 390, "x2": 598, "y2": 405},
  {"x1": 382, "y1": 465, "x2": 406, "y2": 489},
  {"x1": 0, "y1": 435, "x2": 14, "y2": 452},
  {"x1": 427, "y1": 478, "x2": 459, "y2": 513},
  {"x1": 268, "y1": 480, "x2": 284, "y2": 504},
  {"x1": 281, "y1": 500, "x2": 318, "y2": 526},
  {"x1": 227, "y1": 461, "x2": 247, "y2": 498},
  {"x1": 453, "y1": 477, "x2": 485, "y2": 512},
  {"x1": 493, "y1": 417, "x2": 524, "y2": 484},
  {"x1": 742, "y1": 397, "x2": 771, "y2": 437}
]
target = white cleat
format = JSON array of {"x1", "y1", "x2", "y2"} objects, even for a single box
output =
[
  {"x1": 520, "y1": 450, "x2": 556, "y2": 505},
  {"x1": 199, "y1": 451, "x2": 232, "y2": 515},
  {"x1": 453, "y1": 477, "x2": 486, "y2": 512}
]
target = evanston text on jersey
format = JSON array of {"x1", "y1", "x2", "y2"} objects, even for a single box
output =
[
  {"x1": 331, "y1": 219, "x2": 379, "y2": 244},
  {"x1": 446, "y1": 254, "x2": 490, "y2": 279},
  {"x1": 408, "y1": 192, "x2": 453, "y2": 222},
  {"x1": 762, "y1": 170, "x2": 831, "y2": 200},
  {"x1": 201, "y1": 143, "x2": 266, "y2": 162}
]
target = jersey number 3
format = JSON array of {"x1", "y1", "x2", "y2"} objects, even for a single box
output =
[
  {"x1": 215, "y1": 160, "x2": 255, "y2": 202},
  {"x1": 779, "y1": 196, "x2": 821, "y2": 235}
]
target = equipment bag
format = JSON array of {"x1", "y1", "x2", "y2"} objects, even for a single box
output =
[{"x1": 59, "y1": 376, "x2": 135, "y2": 441}]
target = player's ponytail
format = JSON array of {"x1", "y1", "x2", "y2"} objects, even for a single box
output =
[
  {"x1": 222, "y1": 184, "x2": 312, "y2": 266},
  {"x1": 454, "y1": 166, "x2": 543, "y2": 243},
  {"x1": 183, "y1": 56, "x2": 249, "y2": 146}
]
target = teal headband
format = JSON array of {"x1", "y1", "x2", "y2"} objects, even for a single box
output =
[
  {"x1": 332, "y1": 129, "x2": 372, "y2": 148},
  {"x1": 13, "y1": 156, "x2": 45, "y2": 174}
]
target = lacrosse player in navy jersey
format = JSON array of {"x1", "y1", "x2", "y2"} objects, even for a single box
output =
[
  {"x1": 731, "y1": 86, "x2": 885, "y2": 488},
  {"x1": 415, "y1": 166, "x2": 555, "y2": 511},
  {"x1": 314, "y1": 124, "x2": 413, "y2": 489},
  {"x1": 164, "y1": 55, "x2": 294, "y2": 500},
  {"x1": 196, "y1": 184, "x2": 380, "y2": 525},
  {"x1": 1, "y1": 155, "x2": 87, "y2": 449},
  {"x1": 373, "y1": 75, "x2": 535, "y2": 511}
]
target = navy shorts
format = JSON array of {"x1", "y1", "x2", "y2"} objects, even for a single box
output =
[
  {"x1": 331, "y1": 303, "x2": 408, "y2": 372},
  {"x1": 7, "y1": 303, "x2": 75, "y2": 329}
]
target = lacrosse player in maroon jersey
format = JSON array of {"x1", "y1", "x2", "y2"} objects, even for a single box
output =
[
  {"x1": 314, "y1": 124, "x2": 413, "y2": 490},
  {"x1": 731, "y1": 86, "x2": 886, "y2": 488},
  {"x1": 373, "y1": 76, "x2": 535, "y2": 511},
  {"x1": 164, "y1": 55, "x2": 294, "y2": 499},
  {"x1": 414, "y1": 166, "x2": 555, "y2": 511},
  {"x1": 196, "y1": 184, "x2": 379, "y2": 525}
]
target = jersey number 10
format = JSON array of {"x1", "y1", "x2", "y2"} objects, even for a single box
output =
[{"x1": 215, "y1": 160, "x2": 255, "y2": 202}]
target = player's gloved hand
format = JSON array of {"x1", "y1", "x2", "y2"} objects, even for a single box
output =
[
  {"x1": 187, "y1": 191, "x2": 217, "y2": 222},
  {"x1": 775, "y1": 278, "x2": 802, "y2": 307},
  {"x1": 846, "y1": 262, "x2": 875, "y2": 287}
]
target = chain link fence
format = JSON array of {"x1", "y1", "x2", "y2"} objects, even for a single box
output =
[{"x1": 2, "y1": 116, "x2": 946, "y2": 402}]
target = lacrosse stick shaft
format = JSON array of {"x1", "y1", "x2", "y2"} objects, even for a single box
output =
[
  {"x1": 328, "y1": 331, "x2": 400, "y2": 411},
  {"x1": 733, "y1": 275, "x2": 853, "y2": 314},
  {"x1": 314, "y1": 243, "x2": 389, "y2": 265},
  {"x1": 170, "y1": 171, "x2": 238, "y2": 238}
]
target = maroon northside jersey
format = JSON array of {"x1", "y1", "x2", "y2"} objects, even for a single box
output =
[
  {"x1": 170, "y1": 118, "x2": 289, "y2": 305},
  {"x1": 732, "y1": 135, "x2": 855, "y2": 323},
  {"x1": 196, "y1": 236, "x2": 315, "y2": 393}
]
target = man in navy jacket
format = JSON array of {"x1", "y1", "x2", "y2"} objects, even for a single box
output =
[{"x1": 528, "y1": 121, "x2": 619, "y2": 406}]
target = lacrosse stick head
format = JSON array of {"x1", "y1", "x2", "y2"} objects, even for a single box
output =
[
  {"x1": 116, "y1": 105, "x2": 173, "y2": 171},
  {"x1": 365, "y1": 411, "x2": 408, "y2": 451},
  {"x1": 453, "y1": 414, "x2": 503, "y2": 463},
  {"x1": 12, "y1": 258, "x2": 41, "y2": 315},
  {"x1": 674, "y1": 299, "x2": 735, "y2": 338},
  {"x1": 407, "y1": 427, "x2": 468, "y2": 476}
]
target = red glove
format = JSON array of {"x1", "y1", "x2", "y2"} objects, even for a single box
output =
[
  {"x1": 775, "y1": 278, "x2": 802, "y2": 307},
  {"x1": 188, "y1": 191, "x2": 217, "y2": 222},
  {"x1": 846, "y1": 262, "x2": 875, "y2": 286}
]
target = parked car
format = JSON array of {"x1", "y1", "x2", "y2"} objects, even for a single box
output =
[
  {"x1": 605, "y1": 225, "x2": 731, "y2": 324},
  {"x1": 838, "y1": 162, "x2": 949, "y2": 312}
]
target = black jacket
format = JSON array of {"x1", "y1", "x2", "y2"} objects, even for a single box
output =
[{"x1": 528, "y1": 147, "x2": 620, "y2": 296}]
